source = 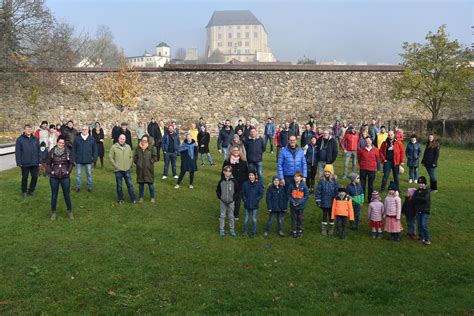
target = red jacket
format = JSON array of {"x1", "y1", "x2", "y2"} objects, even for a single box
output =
[
  {"x1": 379, "y1": 139, "x2": 405, "y2": 166},
  {"x1": 340, "y1": 132, "x2": 359, "y2": 152},
  {"x1": 396, "y1": 131, "x2": 404, "y2": 142},
  {"x1": 357, "y1": 146, "x2": 380, "y2": 172}
]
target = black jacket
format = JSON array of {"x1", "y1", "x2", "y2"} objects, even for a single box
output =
[
  {"x1": 222, "y1": 159, "x2": 248, "y2": 185},
  {"x1": 217, "y1": 127, "x2": 234, "y2": 149},
  {"x1": 422, "y1": 143, "x2": 440, "y2": 167},
  {"x1": 244, "y1": 137, "x2": 265, "y2": 163},
  {"x1": 316, "y1": 136, "x2": 338, "y2": 164},
  {"x1": 197, "y1": 131, "x2": 210, "y2": 153},
  {"x1": 15, "y1": 134, "x2": 40, "y2": 167},
  {"x1": 412, "y1": 188, "x2": 431, "y2": 214}
]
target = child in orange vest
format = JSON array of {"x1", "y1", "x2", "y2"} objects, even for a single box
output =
[{"x1": 331, "y1": 187, "x2": 354, "y2": 239}]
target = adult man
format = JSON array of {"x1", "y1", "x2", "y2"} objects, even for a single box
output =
[
  {"x1": 264, "y1": 117, "x2": 276, "y2": 153},
  {"x1": 300, "y1": 123, "x2": 316, "y2": 148},
  {"x1": 357, "y1": 136, "x2": 380, "y2": 202},
  {"x1": 196, "y1": 117, "x2": 206, "y2": 130},
  {"x1": 119, "y1": 122, "x2": 133, "y2": 149},
  {"x1": 368, "y1": 119, "x2": 380, "y2": 142},
  {"x1": 111, "y1": 121, "x2": 121, "y2": 142},
  {"x1": 147, "y1": 118, "x2": 159, "y2": 146},
  {"x1": 15, "y1": 124, "x2": 40, "y2": 197},
  {"x1": 289, "y1": 118, "x2": 300, "y2": 139},
  {"x1": 243, "y1": 120, "x2": 253, "y2": 141},
  {"x1": 277, "y1": 135, "x2": 307, "y2": 190},
  {"x1": 162, "y1": 125, "x2": 180, "y2": 179},
  {"x1": 278, "y1": 122, "x2": 291, "y2": 149},
  {"x1": 62, "y1": 120, "x2": 77, "y2": 148},
  {"x1": 379, "y1": 130, "x2": 405, "y2": 191},
  {"x1": 315, "y1": 129, "x2": 338, "y2": 176},
  {"x1": 34, "y1": 121, "x2": 49, "y2": 147},
  {"x1": 340, "y1": 125, "x2": 359, "y2": 180},
  {"x1": 109, "y1": 134, "x2": 136, "y2": 204},
  {"x1": 245, "y1": 127, "x2": 266, "y2": 183},
  {"x1": 217, "y1": 119, "x2": 234, "y2": 158},
  {"x1": 73, "y1": 125, "x2": 98, "y2": 192}
]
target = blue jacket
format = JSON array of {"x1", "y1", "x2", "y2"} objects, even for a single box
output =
[
  {"x1": 277, "y1": 146, "x2": 307, "y2": 179},
  {"x1": 162, "y1": 133, "x2": 181, "y2": 154},
  {"x1": 346, "y1": 182, "x2": 364, "y2": 205},
  {"x1": 265, "y1": 185, "x2": 288, "y2": 212},
  {"x1": 241, "y1": 180, "x2": 264, "y2": 210},
  {"x1": 217, "y1": 127, "x2": 234, "y2": 149},
  {"x1": 315, "y1": 177, "x2": 339, "y2": 209},
  {"x1": 245, "y1": 137, "x2": 265, "y2": 163},
  {"x1": 305, "y1": 144, "x2": 318, "y2": 166},
  {"x1": 405, "y1": 142, "x2": 422, "y2": 167},
  {"x1": 73, "y1": 135, "x2": 98, "y2": 164},
  {"x1": 264, "y1": 123, "x2": 275, "y2": 136},
  {"x1": 15, "y1": 134, "x2": 40, "y2": 167},
  {"x1": 288, "y1": 181, "x2": 309, "y2": 210}
]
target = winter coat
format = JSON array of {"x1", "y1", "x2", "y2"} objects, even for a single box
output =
[
  {"x1": 305, "y1": 144, "x2": 318, "y2": 166},
  {"x1": 217, "y1": 127, "x2": 234, "y2": 149},
  {"x1": 357, "y1": 146, "x2": 380, "y2": 172},
  {"x1": 133, "y1": 145, "x2": 157, "y2": 183},
  {"x1": 147, "y1": 122, "x2": 160, "y2": 144},
  {"x1": 111, "y1": 125, "x2": 121, "y2": 143},
  {"x1": 289, "y1": 122, "x2": 300, "y2": 138},
  {"x1": 245, "y1": 137, "x2": 265, "y2": 163},
  {"x1": 346, "y1": 182, "x2": 364, "y2": 205},
  {"x1": 340, "y1": 132, "x2": 360, "y2": 152},
  {"x1": 316, "y1": 136, "x2": 338, "y2": 164},
  {"x1": 265, "y1": 185, "x2": 288, "y2": 212},
  {"x1": 264, "y1": 123, "x2": 276, "y2": 136},
  {"x1": 277, "y1": 145, "x2": 307, "y2": 179},
  {"x1": 288, "y1": 181, "x2": 309, "y2": 210},
  {"x1": 15, "y1": 133, "x2": 40, "y2": 167},
  {"x1": 39, "y1": 147, "x2": 49, "y2": 164},
  {"x1": 384, "y1": 194, "x2": 402, "y2": 220},
  {"x1": 412, "y1": 188, "x2": 431, "y2": 214},
  {"x1": 119, "y1": 129, "x2": 134, "y2": 149},
  {"x1": 91, "y1": 128, "x2": 105, "y2": 157},
  {"x1": 241, "y1": 180, "x2": 264, "y2": 210},
  {"x1": 315, "y1": 177, "x2": 339, "y2": 209},
  {"x1": 222, "y1": 159, "x2": 248, "y2": 185},
  {"x1": 301, "y1": 130, "x2": 316, "y2": 147},
  {"x1": 368, "y1": 200, "x2": 384, "y2": 221},
  {"x1": 402, "y1": 197, "x2": 416, "y2": 218},
  {"x1": 162, "y1": 133, "x2": 181, "y2": 154},
  {"x1": 331, "y1": 195, "x2": 354, "y2": 220},
  {"x1": 197, "y1": 131, "x2": 210, "y2": 153},
  {"x1": 277, "y1": 129, "x2": 291, "y2": 148},
  {"x1": 179, "y1": 140, "x2": 198, "y2": 172},
  {"x1": 375, "y1": 132, "x2": 388, "y2": 149},
  {"x1": 216, "y1": 177, "x2": 240, "y2": 204},
  {"x1": 62, "y1": 127, "x2": 77, "y2": 147},
  {"x1": 73, "y1": 134, "x2": 98, "y2": 164},
  {"x1": 405, "y1": 142, "x2": 422, "y2": 167},
  {"x1": 108, "y1": 143, "x2": 134, "y2": 171},
  {"x1": 380, "y1": 138, "x2": 405, "y2": 166},
  {"x1": 422, "y1": 143, "x2": 440, "y2": 167},
  {"x1": 47, "y1": 147, "x2": 74, "y2": 179}
]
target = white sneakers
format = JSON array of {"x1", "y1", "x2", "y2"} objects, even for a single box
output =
[
  {"x1": 162, "y1": 176, "x2": 167, "y2": 179},
  {"x1": 409, "y1": 179, "x2": 413, "y2": 183},
  {"x1": 173, "y1": 175, "x2": 179, "y2": 179}
]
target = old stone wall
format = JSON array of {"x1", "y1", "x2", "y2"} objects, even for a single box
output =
[{"x1": 0, "y1": 65, "x2": 469, "y2": 136}]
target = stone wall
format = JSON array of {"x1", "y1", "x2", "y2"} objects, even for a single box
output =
[{"x1": 0, "y1": 65, "x2": 469, "y2": 136}]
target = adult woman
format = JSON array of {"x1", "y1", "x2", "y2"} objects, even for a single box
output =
[
  {"x1": 134, "y1": 135, "x2": 157, "y2": 203},
  {"x1": 227, "y1": 133, "x2": 247, "y2": 161},
  {"x1": 222, "y1": 145, "x2": 249, "y2": 220},
  {"x1": 47, "y1": 137, "x2": 74, "y2": 220},
  {"x1": 421, "y1": 134, "x2": 440, "y2": 192},
  {"x1": 197, "y1": 125, "x2": 214, "y2": 166},
  {"x1": 175, "y1": 132, "x2": 198, "y2": 189},
  {"x1": 91, "y1": 124, "x2": 105, "y2": 168}
]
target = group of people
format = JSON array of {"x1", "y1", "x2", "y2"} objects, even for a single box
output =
[{"x1": 15, "y1": 115, "x2": 438, "y2": 245}]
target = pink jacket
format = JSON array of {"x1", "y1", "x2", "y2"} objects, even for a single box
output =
[
  {"x1": 384, "y1": 195, "x2": 402, "y2": 220},
  {"x1": 368, "y1": 200, "x2": 384, "y2": 221}
]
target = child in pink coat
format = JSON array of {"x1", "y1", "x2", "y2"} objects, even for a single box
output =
[
  {"x1": 368, "y1": 191, "x2": 384, "y2": 239},
  {"x1": 384, "y1": 181, "x2": 403, "y2": 241}
]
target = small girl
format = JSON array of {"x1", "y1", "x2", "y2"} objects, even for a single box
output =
[
  {"x1": 175, "y1": 132, "x2": 198, "y2": 189},
  {"x1": 315, "y1": 164, "x2": 339, "y2": 236},
  {"x1": 368, "y1": 191, "x2": 384, "y2": 239},
  {"x1": 331, "y1": 187, "x2": 354, "y2": 239},
  {"x1": 241, "y1": 171, "x2": 264, "y2": 237},
  {"x1": 384, "y1": 182, "x2": 403, "y2": 241},
  {"x1": 263, "y1": 176, "x2": 288, "y2": 237},
  {"x1": 402, "y1": 187, "x2": 417, "y2": 239},
  {"x1": 413, "y1": 176, "x2": 432, "y2": 245}
]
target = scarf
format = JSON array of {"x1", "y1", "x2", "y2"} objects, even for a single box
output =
[
  {"x1": 54, "y1": 146, "x2": 65, "y2": 156},
  {"x1": 182, "y1": 141, "x2": 195, "y2": 160},
  {"x1": 230, "y1": 155, "x2": 240, "y2": 164},
  {"x1": 139, "y1": 142, "x2": 148, "y2": 151}
]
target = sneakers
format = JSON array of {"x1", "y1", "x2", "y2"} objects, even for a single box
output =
[
  {"x1": 234, "y1": 217, "x2": 239, "y2": 221},
  {"x1": 50, "y1": 212, "x2": 57, "y2": 221},
  {"x1": 173, "y1": 175, "x2": 179, "y2": 179},
  {"x1": 162, "y1": 176, "x2": 167, "y2": 179},
  {"x1": 150, "y1": 198, "x2": 155, "y2": 204},
  {"x1": 138, "y1": 198, "x2": 144, "y2": 204},
  {"x1": 174, "y1": 184, "x2": 180, "y2": 189},
  {"x1": 87, "y1": 188, "x2": 93, "y2": 193},
  {"x1": 409, "y1": 179, "x2": 413, "y2": 183},
  {"x1": 68, "y1": 212, "x2": 74, "y2": 220},
  {"x1": 292, "y1": 231, "x2": 298, "y2": 238},
  {"x1": 74, "y1": 187, "x2": 80, "y2": 193},
  {"x1": 278, "y1": 231, "x2": 285, "y2": 237},
  {"x1": 118, "y1": 200, "x2": 125, "y2": 205},
  {"x1": 22, "y1": 192, "x2": 27, "y2": 198},
  {"x1": 219, "y1": 229, "x2": 225, "y2": 237},
  {"x1": 414, "y1": 180, "x2": 418, "y2": 184},
  {"x1": 263, "y1": 231, "x2": 268, "y2": 237},
  {"x1": 132, "y1": 200, "x2": 137, "y2": 204},
  {"x1": 189, "y1": 185, "x2": 194, "y2": 189},
  {"x1": 298, "y1": 230, "x2": 303, "y2": 238},
  {"x1": 342, "y1": 176, "x2": 347, "y2": 180},
  {"x1": 229, "y1": 230, "x2": 236, "y2": 237},
  {"x1": 423, "y1": 240, "x2": 431, "y2": 245}
]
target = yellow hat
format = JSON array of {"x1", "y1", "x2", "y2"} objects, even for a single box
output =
[{"x1": 324, "y1": 164, "x2": 334, "y2": 174}]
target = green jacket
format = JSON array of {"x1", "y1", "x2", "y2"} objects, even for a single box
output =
[
  {"x1": 133, "y1": 145, "x2": 157, "y2": 183},
  {"x1": 109, "y1": 143, "x2": 133, "y2": 171}
]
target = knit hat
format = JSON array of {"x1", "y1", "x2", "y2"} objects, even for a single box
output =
[
  {"x1": 338, "y1": 187, "x2": 346, "y2": 193},
  {"x1": 40, "y1": 141, "x2": 46, "y2": 147},
  {"x1": 323, "y1": 164, "x2": 334, "y2": 174},
  {"x1": 349, "y1": 172, "x2": 359, "y2": 182},
  {"x1": 388, "y1": 181, "x2": 397, "y2": 191},
  {"x1": 271, "y1": 176, "x2": 280, "y2": 183},
  {"x1": 233, "y1": 134, "x2": 240, "y2": 139},
  {"x1": 406, "y1": 187, "x2": 416, "y2": 197},
  {"x1": 417, "y1": 176, "x2": 427, "y2": 185},
  {"x1": 371, "y1": 191, "x2": 380, "y2": 201}
]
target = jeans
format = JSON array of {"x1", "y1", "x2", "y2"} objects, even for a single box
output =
[
  {"x1": 244, "y1": 208, "x2": 258, "y2": 234},
  {"x1": 409, "y1": 166, "x2": 419, "y2": 181},
  {"x1": 360, "y1": 169, "x2": 376, "y2": 202},
  {"x1": 381, "y1": 160, "x2": 400, "y2": 191},
  {"x1": 426, "y1": 166, "x2": 437, "y2": 182},
  {"x1": 352, "y1": 204, "x2": 361, "y2": 227},
  {"x1": 50, "y1": 177, "x2": 72, "y2": 211},
  {"x1": 264, "y1": 211, "x2": 284, "y2": 232},
  {"x1": 163, "y1": 153, "x2": 177, "y2": 177},
  {"x1": 200, "y1": 153, "x2": 214, "y2": 165},
  {"x1": 177, "y1": 171, "x2": 194, "y2": 185},
  {"x1": 138, "y1": 182, "x2": 155, "y2": 199},
  {"x1": 317, "y1": 161, "x2": 327, "y2": 178},
  {"x1": 321, "y1": 207, "x2": 332, "y2": 223},
  {"x1": 264, "y1": 135, "x2": 274, "y2": 152},
  {"x1": 406, "y1": 215, "x2": 416, "y2": 236},
  {"x1": 291, "y1": 208, "x2": 304, "y2": 233},
  {"x1": 343, "y1": 151, "x2": 357, "y2": 177},
  {"x1": 220, "y1": 201, "x2": 235, "y2": 230},
  {"x1": 417, "y1": 212, "x2": 430, "y2": 241},
  {"x1": 222, "y1": 147, "x2": 229, "y2": 160},
  {"x1": 75, "y1": 163, "x2": 92, "y2": 189},
  {"x1": 114, "y1": 170, "x2": 136, "y2": 202},
  {"x1": 20, "y1": 166, "x2": 39, "y2": 193},
  {"x1": 248, "y1": 161, "x2": 263, "y2": 183},
  {"x1": 335, "y1": 216, "x2": 347, "y2": 238}
]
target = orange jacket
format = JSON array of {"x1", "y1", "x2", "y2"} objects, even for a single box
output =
[{"x1": 331, "y1": 196, "x2": 354, "y2": 221}]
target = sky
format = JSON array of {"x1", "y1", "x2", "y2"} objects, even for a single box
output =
[{"x1": 48, "y1": 0, "x2": 472, "y2": 64}]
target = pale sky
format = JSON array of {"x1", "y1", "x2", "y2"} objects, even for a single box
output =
[{"x1": 48, "y1": 0, "x2": 473, "y2": 64}]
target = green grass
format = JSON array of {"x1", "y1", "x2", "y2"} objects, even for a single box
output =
[{"x1": 0, "y1": 140, "x2": 473, "y2": 314}]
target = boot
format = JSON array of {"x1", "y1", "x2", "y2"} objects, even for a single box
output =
[
  {"x1": 328, "y1": 222, "x2": 334, "y2": 236},
  {"x1": 321, "y1": 222, "x2": 327, "y2": 236},
  {"x1": 431, "y1": 181, "x2": 438, "y2": 192},
  {"x1": 372, "y1": 231, "x2": 377, "y2": 239}
]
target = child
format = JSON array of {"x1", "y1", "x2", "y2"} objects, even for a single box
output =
[
  {"x1": 402, "y1": 188, "x2": 417, "y2": 239},
  {"x1": 346, "y1": 172, "x2": 364, "y2": 230},
  {"x1": 315, "y1": 164, "x2": 339, "y2": 235},
  {"x1": 288, "y1": 172, "x2": 309, "y2": 238},
  {"x1": 39, "y1": 141, "x2": 49, "y2": 177},
  {"x1": 384, "y1": 182, "x2": 403, "y2": 241},
  {"x1": 216, "y1": 165, "x2": 240, "y2": 237},
  {"x1": 412, "y1": 176, "x2": 432, "y2": 245},
  {"x1": 263, "y1": 176, "x2": 288, "y2": 237},
  {"x1": 331, "y1": 187, "x2": 354, "y2": 239},
  {"x1": 368, "y1": 191, "x2": 384, "y2": 238},
  {"x1": 241, "y1": 171, "x2": 264, "y2": 237}
]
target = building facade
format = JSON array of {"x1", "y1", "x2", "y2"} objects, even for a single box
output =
[{"x1": 127, "y1": 42, "x2": 171, "y2": 68}]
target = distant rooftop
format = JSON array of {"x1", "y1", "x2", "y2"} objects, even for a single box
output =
[
  {"x1": 206, "y1": 10, "x2": 263, "y2": 28},
  {"x1": 157, "y1": 42, "x2": 169, "y2": 48}
]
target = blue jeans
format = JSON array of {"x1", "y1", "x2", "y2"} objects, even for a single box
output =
[
  {"x1": 222, "y1": 147, "x2": 229, "y2": 160},
  {"x1": 343, "y1": 151, "x2": 357, "y2": 177},
  {"x1": 200, "y1": 153, "x2": 214, "y2": 165},
  {"x1": 163, "y1": 153, "x2": 177, "y2": 177},
  {"x1": 317, "y1": 161, "x2": 326, "y2": 178},
  {"x1": 409, "y1": 166, "x2": 419, "y2": 181},
  {"x1": 417, "y1": 212, "x2": 430, "y2": 241},
  {"x1": 381, "y1": 160, "x2": 400, "y2": 191},
  {"x1": 114, "y1": 170, "x2": 136, "y2": 202},
  {"x1": 75, "y1": 163, "x2": 92, "y2": 189},
  {"x1": 50, "y1": 177, "x2": 72, "y2": 211},
  {"x1": 138, "y1": 182, "x2": 155, "y2": 199},
  {"x1": 264, "y1": 135, "x2": 274, "y2": 152},
  {"x1": 244, "y1": 208, "x2": 258, "y2": 234},
  {"x1": 406, "y1": 215, "x2": 416, "y2": 236},
  {"x1": 426, "y1": 166, "x2": 437, "y2": 182},
  {"x1": 264, "y1": 211, "x2": 284, "y2": 232},
  {"x1": 248, "y1": 161, "x2": 264, "y2": 183}
]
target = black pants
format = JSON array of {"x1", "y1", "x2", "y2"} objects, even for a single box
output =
[
  {"x1": 322, "y1": 207, "x2": 332, "y2": 223},
  {"x1": 177, "y1": 170, "x2": 194, "y2": 185},
  {"x1": 335, "y1": 216, "x2": 347, "y2": 238},
  {"x1": 234, "y1": 194, "x2": 242, "y2": 218},
  {"x1": 360, "y1": 169, "x2": 376, "y2": 202},
  {"x1": 306, "y1": 164, "x2": 317, "y2": 189},
  {"x1": 156, "y1": 141, "x2": 162, "y2": 161},
  {"x1": 21, "y1": 166, "x2": 39, "y2": 194},
  {"x1": 291, "y1": 208, "x2": 304, "y2": 232}
]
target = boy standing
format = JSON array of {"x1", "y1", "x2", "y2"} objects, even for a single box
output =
[
  {"x1": 288, "y1": 172, "x2": 309, "y2": 238},
  {"x1": 216, "y1": 166, "x2": 240, "y2": 237}
]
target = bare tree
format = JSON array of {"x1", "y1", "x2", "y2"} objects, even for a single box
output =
[
  {"x1": 78, "y1": 25, "x2": 123, "y2": 67},
  {"x1": 174, "y1": 47, "x2": 186, "y2": 60}
]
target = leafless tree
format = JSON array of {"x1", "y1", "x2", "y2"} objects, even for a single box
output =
[{"x1": 77, "y1": 25, "x2": 123, "y2": 68}]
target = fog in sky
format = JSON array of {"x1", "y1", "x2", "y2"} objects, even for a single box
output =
[{"x1": 48, "y1": 0, "x2": 472, "y2": 64}]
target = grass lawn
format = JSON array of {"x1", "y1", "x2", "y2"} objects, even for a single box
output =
[{"x1": 0, "y1": 140, "x2": 473, "y2": 314}]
